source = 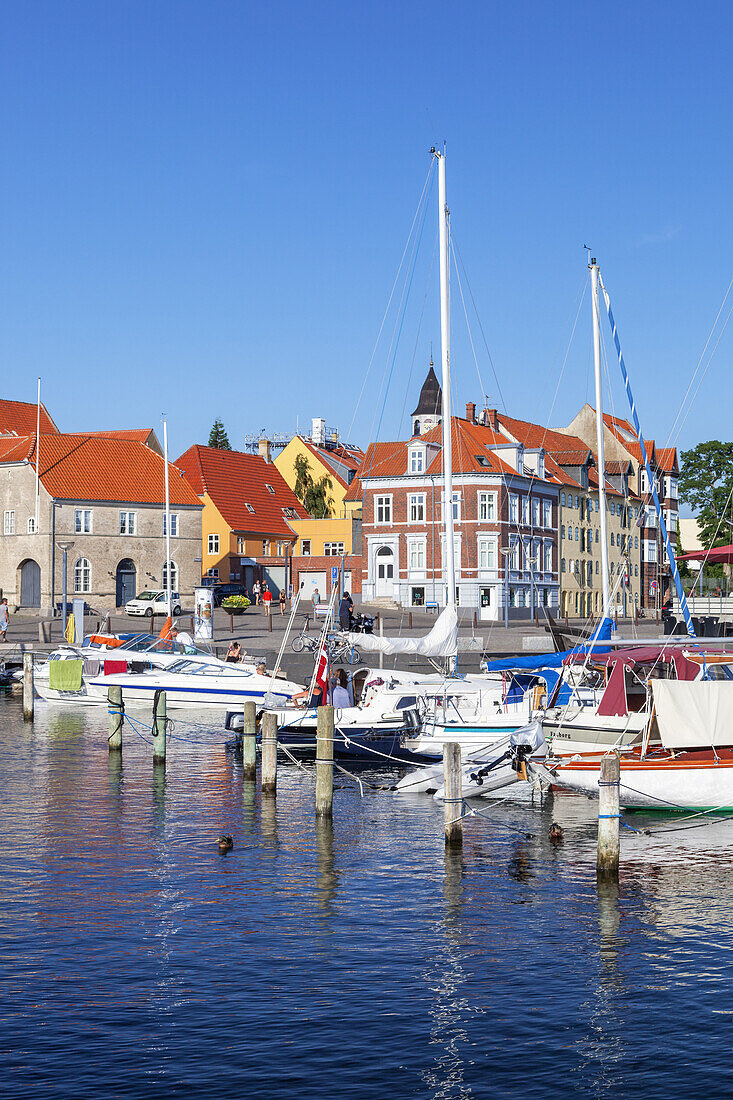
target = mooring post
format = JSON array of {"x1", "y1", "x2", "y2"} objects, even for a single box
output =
[
  {"x1": 316, "y1": 704, "x2": 334, "y2": 818},
  {"x1": 443, "y1": 742, "x2": 463, "y2": 845},
  {"x1": 597, "y1": 752, "x2": 620, "y2": 878},
  {"x1": 261, "y1": 711, "x2": 278, "y2": 794},
  {"x1": 108, "y1": 684, "x2": 123, "y2": 753},
  {"x1": 409, "y1": 611, "x2": 413, "y2": 629},
  {"x1": 22, "y1": 653, "x2": 34, "y2": 721},
  {"x1": 242, "y1": 699, "x2": 257, "y2": 780},
  {"x1": 152, "y1": 690, "x2": 167, "y2": 764}
]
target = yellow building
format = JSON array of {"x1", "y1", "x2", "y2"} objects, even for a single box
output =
[{"x1": 273, "y1": 420, "x2": 364, "y2": 519}]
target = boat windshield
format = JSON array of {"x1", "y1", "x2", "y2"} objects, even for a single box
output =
[{"x1": 166, "y1": 660, "x2": 250, "y2": 677}]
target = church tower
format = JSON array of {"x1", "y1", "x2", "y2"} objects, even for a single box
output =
[{"x1": 411, "y1": 359, "x2": 442, "y2": 437}]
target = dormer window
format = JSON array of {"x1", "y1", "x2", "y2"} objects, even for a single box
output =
[{"x1": 409, "y1": 446, "x2": 425, "y2": 474}]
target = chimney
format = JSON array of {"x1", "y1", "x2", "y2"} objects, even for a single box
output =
[
  {"x1": 486, "y1": 408, "x2": 499, "y2": 431},
  {"x1": 312, "y1": 417, "x2": 326, "y2": 446},
  {"x1": 466, "y1": 401, "x2": 476, "y2": 423},
  {"x1": 258, "y1": 438, "x2": 271, "y2": 463}
]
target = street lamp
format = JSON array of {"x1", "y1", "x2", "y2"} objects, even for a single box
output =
[
  {"x1": 500, "y1": 546, "x2": 513, "y2": 630},
  {"x1": 57, "y1": 541, "x2": 75, "y2": 637}
]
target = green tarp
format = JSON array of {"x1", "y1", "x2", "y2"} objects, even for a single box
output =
[{"x1": 48, "y1": 659, "x2": 83, "y2": 691}]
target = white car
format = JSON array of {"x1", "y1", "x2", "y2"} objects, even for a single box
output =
[{"x1": 125, "y1": 590, "x2": 182, "y2": 616}]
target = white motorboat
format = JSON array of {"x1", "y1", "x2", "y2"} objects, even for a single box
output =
[{"x1": 85, "y1": 658, "x2": 303, "y2": 711}]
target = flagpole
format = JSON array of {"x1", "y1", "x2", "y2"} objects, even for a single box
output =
[
  {"x1": 163, "y1": 417, "x2": 172, "y2": 617},
  {"x1": 35, "y1": 378, "x2": 40, "y2": 533}
]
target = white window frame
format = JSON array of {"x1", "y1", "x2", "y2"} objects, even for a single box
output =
[
  {"x1": 324, "y1": 542, "x2": 345, "y2": 555},
  {"x1": 409, "y1": 493, "x2": 426, "y2": 523},
  {"x1": 408, "y1": 447, "x2": 425, "y2": 474},
  {"x1": 163, "y1": 512, "x2": 179, "y2": 537},
  {"x1": 477, "y1": 535, "x2": 497, "y2": 571},
  {"x1": 543, "y1": 499, "x2": 552, "y2": 528},
  {"x1": 478, "y1": 491, "x2": 497, "y2": 521},
  {"x1": 27, "y1": 517, "x2": 36, "y2": 534},
  {"x1": 4, "y1": 510, "x2": 15, "y2": 535},
  {"x1": 375, "y1": 495, "x2": 392, "y2": 525},
  {"x1": 119, "y1": 511, "x2": 137, "y2": 536},
  {"x1": 532, "y1": 498, "x2": 541, "y2": 527},
  {"x1": 301, "y1": 540, "x2": 311, "y2": 556},
  {"x1": 522, "y1": 496, "x2": 530, "y2": 525},
  {"x1": 408, "y1": 538, "x2": 426, "y2": 570},
  {"x1": 74, "y1": 557, "x2": 91, "y2": 593},
  {"x1": 208, "y1": 533, "x2": 220, "y2": 555},
  {"x1": 75, "y1": 508, "x2": 92, "y2": 534},
  {"x1": 509, "y1": 493, "x2": 519, "y2": 524},
  {"x1": 509, "y1": 535, "x2": 519, "y2": 571},
  {"x1": 162, "y1": 560, "x2": 178, "y2": 591}
]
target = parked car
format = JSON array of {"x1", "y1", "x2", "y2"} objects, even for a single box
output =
[
  {"x1": 125, "y1": 590, "x2": 182, "y2": 616},
  {"x1": 210, "y1": 583, "x2": 249, "y2": 608}
]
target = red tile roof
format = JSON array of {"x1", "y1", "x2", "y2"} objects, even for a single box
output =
[
  {"x1": 176, "y1": 445, "x2": 308, "y2": 536},
  {"x1": 0, "y1": 399, "x2": 58, "y2": 436},
  {"x1": 81, "y1": 428, "x2": 158, "y2": 444},
  {"x1": 0, "y1": 433, "x2": 200, "y2": 504},
  {"x1": 657, "y1": 447, "x2": 677, "y2": 472}
]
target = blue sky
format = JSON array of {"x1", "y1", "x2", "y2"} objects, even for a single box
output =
[{"x1": 1, "y1": 1, "x2": 732, "y2": 461}]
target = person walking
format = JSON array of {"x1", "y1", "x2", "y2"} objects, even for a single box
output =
[
  {"x1": 279, "y1": 589, "x2": 286, "y2": 616},
  {"x1": 253, "y1": 579, "x2": 261, "y2": 606},
  {"x1": 262, "y1": 585, "x2": 272, "y2": 616},
  {"x1": 0, "y1": 598, "x2": 9, "y2": 642}
]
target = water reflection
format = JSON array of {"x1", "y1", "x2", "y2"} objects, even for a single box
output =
[
  {"x1": 152, "y1": 762, "x2": 166, "y2": 829},
  {"x1": 314, "y1": 817, "x2": 337, "y2": 912},
  {"x1": 261, "y1": 793, "x2": 278, "y2": 849}
]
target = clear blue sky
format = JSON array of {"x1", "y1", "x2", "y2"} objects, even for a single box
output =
[{"x1": 1, "y1": 0, "x2": 731, "y2": 461}]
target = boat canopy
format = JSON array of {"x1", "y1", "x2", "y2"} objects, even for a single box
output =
[
  {"x1": 483, "y1": 617, "x2": 613, "y2": 676},
  {"x1": 343, "y1": 605, "x2": 458, "y2": 659},
  {"x1": 504, "y1": 669, "x2": 573, "y2": 707},
  {"x1": 652, "y1": 680, "x2": 733, "y2": 749},
  {"x1": 562, "y1": 646, "x2": 699, "y2": 718}
]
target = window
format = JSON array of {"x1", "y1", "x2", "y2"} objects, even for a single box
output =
[
  {"x1": 561, "y1": 492, "x2": 566, "y2": 506},
  {"x1": 245, "y1": 503, "x2": 255, "y2": 514},
  {"x1": 27, "y1": 517, "x2": 36, "y2": 534},
  {"x1": 575, "y1": 495, "x2": 579, "y2": 508},
  {"x1": 324, "y1": 542, "x2": 345, "y2": 555},
  {"x1": 409, "y1": 493, "x2": 426, "y2": 522},
  {"x1": 4, "y1": 510, "x2": 15, "y2": 535},
  {"x1": 75, "y1": 508, "x2": 92, "y2": 533},
  {"x1": 376, "y1": 495, "x2": 392, "y2": 524},
  {"x1": 567, "y1": 526, "x2": 573, "y2": 541},
  {"x1": 301, "y1": 540, "x2": 311, "y2": 556},
  {"x1": 262, "y1": 540, "x2": 270, "y2": 555},
  {"x1": 265, "y1": 484, "x2": 275, "y2": 494},
  {"x1": 509, "y1": 537, "x2": 520, "y2": 570},
  {"x1": 575, "y1": 527, "x2": 579, "y2": 542},
  {"x1": 532, "y1": 498, "x2": 541, "y2": 527},
  {"x1": 522, "y1": 496, "x2": 530, "y2": 524},
  {"x1": 509, "y1": 494, "x2": 519, "y2": 524},
  {"x1": 667, "y1": 477, "x2": 678, "y2": 499},
  {"x1": 206, "y1": 567, "x2": 219, "y2": 580},
  {"x1": 408, "y1": 540, "x2": 425, "y2": 569},
  {"x1": 478, "y1": 492, "x2": 496, "y2": 521},
  {"x1": 543, "y1": 499, "x2": 552, "y2": 527},
  {"x1": 162, "y1": 561, "x2": 178, "y2": 590},
  {"x1": 610, "y1": 532, "x2": 615, "y2": 546},
  {"x1": 478, "y1": 536, "x2": 496, "y2": 570},
  {"x1": 451, "y1": 492, "x2": 461, "y2": 522},
  {"x1": 163, "y1": 513, "x2": 178, "y2": 537},
  {"x1": 208, "y1": 533, "x2": 220, "y2": 555},
  {"x1": 119, "y1": 511, "x2": 137, "y2": 535},
  {"x1": 409, "y1": 447, "x2": 425, "y2": 474},
  {"x1": 634, "y1": 536, "x2": 638, "y2": 548},
  {"x1": 561, "y1": 524, "x2": 565, "y2": 539},
  {"x1": 635, "y1": 564, "x2": 639, "y2": 576},
  {"x1": 595, "y1": 499, "x2": 599, "y2": 512},
  {"x1": 640, "y1": 469, "x2": 648, "y2": 493},
  {"x1": 543, "y1": 542, "x2": 552, "y2": 571},
  {"x1": 561, "y1": 558, "x2": 566, "y2": 573},
  {"x1": 74, "y1": 557, "x2": 90, "y2": 593},
  {"x1": 595, "y1": 561, "x2": 599, "y2": 574},
  {"x1": 644, "y1": 540, "x2": 658, "y2": 563}
]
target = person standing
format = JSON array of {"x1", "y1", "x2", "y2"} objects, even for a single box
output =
[
  {"x1": 338, "y1": 591, "x2": 354, "y2": 631},
  {"x1": 312, "y1": 586, "x2": 320, "y2": 609},
  {"x1": 253, "y1": 579, "x2": 261, "y2": 606},
  {"x1": 331, "y1": 668, "x2": 351, "y2": 708},
  {"x1": 262, "y1": 585, "x2": 272, "y2": 616},
  {"x1": 279, "y1": 589, "x2": 286, "y2": 616},
  {"x1": 0, "y1": 598, "x2": 8, "y2": 642}
]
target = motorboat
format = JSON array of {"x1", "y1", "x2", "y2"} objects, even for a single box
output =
[{"x1": 84, "y1": 657, "x2": 304, "y2": 711}]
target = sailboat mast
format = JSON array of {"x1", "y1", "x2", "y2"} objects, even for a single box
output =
[
  {"x1": 590, "y1": 258, "x2": 611, "y2": 620},
  {"x1": 436, "y1": 149, "x2": 456, "y2": 612},
  {"x1": 163, "y1": 417, "x2": 172, "y2": 617},
  {"x1": 35, "y1": 377, "x2": 40, "y2": 534}
]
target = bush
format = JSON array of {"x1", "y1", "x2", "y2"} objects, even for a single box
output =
[{"x1": 222, "y1": 595, "x2": 251, "y2": 611}]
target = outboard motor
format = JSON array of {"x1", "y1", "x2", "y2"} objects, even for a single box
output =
[{"x1": 508, "y1": 721, "x2": 545, "y2": 778}]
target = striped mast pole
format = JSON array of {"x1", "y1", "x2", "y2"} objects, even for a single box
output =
[{"x1": 598, "y1": 272, "x2": 699, "y2": 644}]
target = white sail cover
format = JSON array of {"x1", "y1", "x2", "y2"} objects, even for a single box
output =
[
  {"x1": 343, "y1": 605, "x2": 458, "y2": 659},
  {"x1": 652, "y1": 680, "x2": 733, "y2": 749}
]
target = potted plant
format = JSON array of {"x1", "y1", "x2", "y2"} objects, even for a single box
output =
[{"x1": 222, "y1": 595, "x2": 251, "y2": 615}]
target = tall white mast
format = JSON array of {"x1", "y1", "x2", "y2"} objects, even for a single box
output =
[
  {"x1": 163, "y1": 417, "x2": 172, "y2": 617},
  {"x1": 590, "y1": 258, "x2": 611, "y2": 621},
  {"x1": 34, "y1": 377, "x2": 40, "y2": 533},
  {"x1": 435, "y1": 149, "x2": 456, "y2": 617}
]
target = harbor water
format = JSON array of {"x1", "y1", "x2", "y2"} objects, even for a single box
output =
[{"x1": 1, "y1": 691, "x2": 731, "y2": 1098}]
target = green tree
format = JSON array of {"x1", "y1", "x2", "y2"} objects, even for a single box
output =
[
  {"x1": 679, "y1": 439, "x2": 733, "y2": 546},
  {"x1": 293, "y1": 453, "x2": 334, "y2": 518},
  {"x1": 208, "y1": 418, "x2": 231, "y2": 449}
]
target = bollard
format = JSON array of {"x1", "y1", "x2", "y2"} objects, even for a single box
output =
[
  {"x1": 261, "y1": 711, "x2": 278, "y2": 793},
  {"x1": 443, "y1": 742, "x2": 463, "y2": 845},
  {"x1": 229, "y1": 611, "x2": 234, "y2": 634},
  {"x1": 152, "y1": 690, "x2": 167, "y2": 764},
  {"x1": 473, "y1": 611, "x2": 478, "y2": 629},
  {"x1": 242, "y1": 699, "x2": 257, "y2": 780},
  {"x1": 22, "y1": 653, "x2": 34, "y2": 721},
  {"x1": 315, "y1": 704, "x2": 334, "y2": 818},
  {"x1": 409, "y1": 611, "x2": 413, "y2": 629},
  {"x1": 597, "y1": 753, "x2": 620, "y2": 878},
  {"x1": 268, "y1": 610, "x2": 273, "y2": 633},
  {"x1": 108, "y1": 684, "x2": 123, "y2": 753}
]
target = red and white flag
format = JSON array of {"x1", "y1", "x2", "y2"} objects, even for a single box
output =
[{"x1": 313, "y1": 639, "x2": 329, "y2": 704}]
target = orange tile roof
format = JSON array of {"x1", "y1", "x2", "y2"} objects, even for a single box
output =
[
  {"x1": 0, "y1": 433, "x2": 201, "y2": 505},
  {"x1": 657, "y1": 447, "x2": 677, "y2": 472},
  {"x1": 0, "y1": 399, "x2": 57, "y2": 436},
  {"x1": 81, "y1": 429, "x2": 157, "y2": 443},
  {"x1": 176, "y1": 445, "x2": 308, "y2": 536},
  {"x1": 0, "y1": 435, "x2": 36, "y2": 463}
]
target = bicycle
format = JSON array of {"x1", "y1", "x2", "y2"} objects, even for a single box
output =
[
  {"x1": 291, "y1": 617, "x2": 319, "y2": 653},
  {"x1": 326, "y1": 635, "x2": 362, "y2": 664}
]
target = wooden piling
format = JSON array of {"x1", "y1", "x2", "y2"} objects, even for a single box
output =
[
  {"x1": 108, "y1": 684, "x2": 123, "y2": 753},
  {"x1": 241, "y1": 699, "x2": 257, "y2": 780},
  {"x1": 22, "y1": 653, "x2": 34, "y2": 721},
  {"x1": 152, "y1": 690, "x2": 167, "y2": 764},
  {"x1": 597, "y1": 753, "x2": 620, "y2": 878},
  {"x1": 261, "y1": 711, "x2": 278, "y2": 793},
  {"x1": 443, "y1": 742, "x2": 463, "y2": 845},
  {"x1": 315, "y1": 704, "x2": 334, "y2": 818}
]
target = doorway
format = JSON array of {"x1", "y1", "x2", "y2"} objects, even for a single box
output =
[
  {"x1": 375, "y1": 546, "x2": 394, "y2": 598},
  {"x1": 19, "y1": 559, "x2": 41, "y2": 606},
  {"x1": 116, "y1": 559, "x2": 137, "y2": 607}
]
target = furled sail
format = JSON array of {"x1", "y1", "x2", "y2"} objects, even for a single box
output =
[{"x1": 343, "y1": 605, "x2": 458, "y2": 658}]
